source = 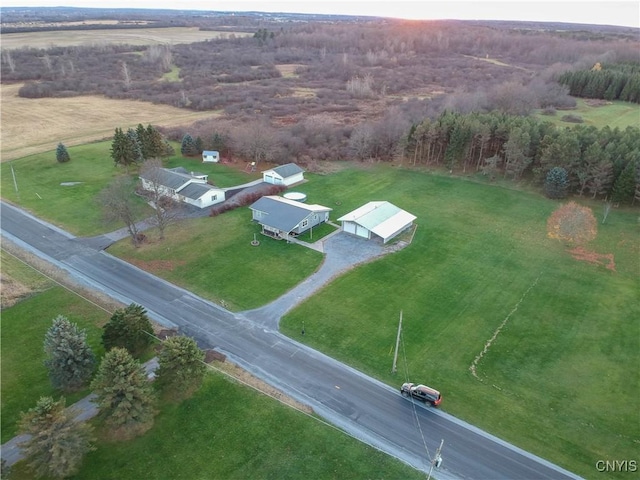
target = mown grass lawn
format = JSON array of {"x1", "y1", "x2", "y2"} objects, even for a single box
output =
[
  {"x1": 0, "y1": 141, "x2": 260, "y2": 236},
  {"x1": 0, "y1": 284, "x2": 109, "y2": 443},
  {"x1": 108, "y1": 208, "x2": 323, "y2": 311},
  {"x1": 277, "y1": 165, "x2": 639, "y2": 479},
  {"x1": 534, "y1": 98, "x2": 640, "y2": 129},
  {"x1": 2, "y1": 256, "x2": 423, "y2": 480}
]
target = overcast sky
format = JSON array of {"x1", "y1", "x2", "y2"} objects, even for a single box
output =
[{"x1": 3, "y1": 1, "x2": 639, "y2": 28}]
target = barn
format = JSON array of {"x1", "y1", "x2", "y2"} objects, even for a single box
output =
[
  {"x1": 262, "y1": 163, "x2": 305, "y2": 186},
  {"x1": 202, "y1": 150, "x2": 220, "y2": 163},
  {"x1": 249, "y1": 195, "x2": 331, "y2": 239},
  {"x1": 337, "y1": 201, "x2": 416, "y2": 243}
]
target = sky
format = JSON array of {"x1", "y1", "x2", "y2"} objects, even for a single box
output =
[{"x1": 2, "y1": 1, "x2": 639, "y2": 28}]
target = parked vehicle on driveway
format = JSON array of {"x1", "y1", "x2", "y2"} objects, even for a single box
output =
[{"x1": 400, "y1": 382, "x2": 442, "y2": 406}]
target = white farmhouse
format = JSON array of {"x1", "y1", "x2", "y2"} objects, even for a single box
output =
[{"x1": 139, "y1": 167, "x2": 225, "y2": 209}]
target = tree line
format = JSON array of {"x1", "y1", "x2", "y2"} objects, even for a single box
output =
[
  {"x1": 405, "y1": 111, "x2": 640, "y2": 203},
  {"x1": 557, "y1": 63, "x2": 640, "y2": 103},
  {"x1": 10, "y1": 305, "x2": 206, "y2": 479}
]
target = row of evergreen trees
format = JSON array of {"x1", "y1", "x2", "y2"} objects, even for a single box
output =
[
  {"x1": 15, "y1": 305, "x2": 206, "y2": 479},
  {"x1": 405, "y1": 110, "x2": 640, "y2": 203},
  {"x1": 557, "y1": 63, "x2": 640, "y2": 103},
  {"x1": 110, "y1": 124, "x2": 174, "y2": 169}
]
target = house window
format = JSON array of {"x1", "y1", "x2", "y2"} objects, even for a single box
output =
[
  {"x1": 301, "y1": 219, "x2": 308, "y2": 228},
  {"x1": 211, "y1": 194, "x2": 217, "y2": 201}
]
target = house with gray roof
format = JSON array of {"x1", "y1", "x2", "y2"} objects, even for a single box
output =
[
  {"x1": 337, "y1": 201, "x2": 416, "y2": 243},
  {"x1": 262, "y1": 163, "x2": 305, "y2": 186},
  {"x1": 139, "y1": 167, "x2": 225, "y2": 209},
  {"x1": 249, "y1": 195, "x2": 331, "y2": 239}
]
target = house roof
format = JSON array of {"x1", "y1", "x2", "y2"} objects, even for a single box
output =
[
  {"x1": 250, "y1": 195, "x2": 331, "y2": 232},
  {"x1": 337, "y1": 201, "x2": 416, "y2": 240},
  {"x1": 202, "y1": 150, "x2": 219, "y2": 155},
  {"x1": 264, "y1": 163, "x2": 304, "y2": 179},
  {"x1": 140, "y1": 167, "x2": 207, "y2": 191},
  {"x1": 180, "y1": 182, "x2": 220, "y2": 200}
]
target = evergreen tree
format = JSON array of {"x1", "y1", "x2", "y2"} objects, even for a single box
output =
[
  {"x1": 136, "y1": 123, "x2": 151, "y2": 160},
  {"x1": 102, "y1": 303, "x2": 154, "y2": 358},
  {"x1": 55, "y1": 142, "x2": 70, "y2": 163},
  {"x1": 544, "y1": 167, "x2": 569, "y2": 199},
  {"x1": 180, "y1": 133, "x2": 198, "y2": 156},
  {"x1": 110, "y1": 127, "x2": 137, "y2": 170},
  {"x1": 44, "y1": 315, "x2": 96, "y2": 392},
  {"x1": 18, "y1": 396, "x2": 94, "y2": 479},
  {"x1": 126, "y1": 128, "x2": 144, "y2": 164},
  {"x1": 147, "y1": 124, "x2": 167, "y2": 158},
  {"x1": 195, "y1": 136, "x2": 204, "y2": 154},
  {"x1": 91, "y1": 348, "x2": 156, "y2": 438},
  {"x1": 611, "y1": 159, "x2": 638, "y2": 203},
  {"x1": 503, "y1": 127, "x2": 531, "y2": 180},
  {"x1": 156, "y1": 336, "x2": 206, "y2": 401}
]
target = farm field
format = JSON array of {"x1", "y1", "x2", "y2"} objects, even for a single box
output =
[
  {"x1": 0, "y1": 27, "x2": 252, "y2": 50},
  {"x1": 1, "y1": 251, "x2": 422, "y2": 480},
  {"x1": 534, "y1": 98, "x2": 640, "y2": 129},
  {"x1": 0, "y1": 83, "x2": 222, "y2": 161}
]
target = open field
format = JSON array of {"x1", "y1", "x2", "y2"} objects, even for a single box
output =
[
  {"x1": 110, "y1": 164, "x2": 638, "y2": 479},
  {"x1": 534, "y1": 98, "x2": 640, "y2": 129},
  {"x1": 0, "y1": 84, "x2": 223, "y2": 161},
  {"x1": 1, "y1": 253, "x2": 422, "y2": 480},
  {"x1": 0, "y1": 27, "x2": 252, "y2": 50}
]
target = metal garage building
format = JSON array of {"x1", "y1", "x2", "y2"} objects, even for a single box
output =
[{"x1": 338, "y1": 201, "x2": 416, "y2": 243}]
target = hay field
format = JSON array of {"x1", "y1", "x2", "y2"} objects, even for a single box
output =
[
  {"x1": 0, "y1": 27, "x2": 251, "y2": 50},
  {"x1": 0, "y1": 83, "x2": 221, "y2": 161}
]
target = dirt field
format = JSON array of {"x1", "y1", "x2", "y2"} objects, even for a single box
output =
[
  {"x1": 0, "y1": 83, "x2": 222, "y2": 161},
  {"x1": 0, "y1": 27, "x2": 251, "y2": 50}
]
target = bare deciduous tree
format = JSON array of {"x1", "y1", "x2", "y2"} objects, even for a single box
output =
[
  {"x1": 99, "y1": 176, "x2": 144, "y2": 247},
  {"x1": 140, "y1": 159, "x2": 183, "y2": 239},
  {"x1": 230, "y1": 119, "x2": 278, "y2": 164}
]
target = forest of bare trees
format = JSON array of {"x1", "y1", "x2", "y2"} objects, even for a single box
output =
[{"x1": 2, "y1": 10, "x2": 639, "y2": 201}]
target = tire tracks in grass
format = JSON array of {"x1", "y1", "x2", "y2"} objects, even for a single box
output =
[{"x1": 469, "y1": 274, "x2": 541, "y2": 380}]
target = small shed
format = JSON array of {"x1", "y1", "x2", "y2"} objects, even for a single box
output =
[
  {"x1": 338, "y1": 201, "x2": 416, "y2": 244},
  {"x1": 202, "y1": 150, "x2": 220, "y2": 163},
  {"x1": 262, "y1": 163, "x2": 305, "y2": 186}
]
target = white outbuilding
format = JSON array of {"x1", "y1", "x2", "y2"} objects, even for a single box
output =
[
  {"x1": 262, "y1": 163, "x2": 305, "y2": 186},
  {"x1": 202, "y1": 150, "x2": 220, "y2": 163},
  {"x1": 337, "y1": 201, "x2": 416, "y2": 244}
]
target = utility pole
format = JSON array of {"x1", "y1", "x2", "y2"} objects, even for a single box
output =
[
  {"x1": 426, "y1": 439, "x2": 444, "y2": 480},
  {"x1": 392, "y1": 310, "x2": 402, "y2": 373}
]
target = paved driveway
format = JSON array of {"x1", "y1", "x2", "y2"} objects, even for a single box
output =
[{"x1": 240, "y1": 231, "x2": 408, "y2": 328}]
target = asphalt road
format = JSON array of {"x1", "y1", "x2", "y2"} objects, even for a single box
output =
[{"x1": 0, "y1": 201, "x2": 583, "y2": 480}]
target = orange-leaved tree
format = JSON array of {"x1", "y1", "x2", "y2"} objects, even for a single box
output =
[{"x1": 547, "y1": 201, "x2": 597, "y2": 245}]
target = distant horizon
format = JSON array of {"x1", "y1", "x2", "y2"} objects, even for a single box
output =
[{"x1": 2, "y1": 1, "x2": 639, "y2": 29}]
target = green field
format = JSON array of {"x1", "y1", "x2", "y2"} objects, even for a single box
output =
[
  {"x1": 108, "y1": 164, "x2": 639, "y2": 478},
  {"x1": 534, "y1": 98, "x2": 640, "y2": 129},
  {"x1": 0, "y1": 252, "x2": 110, "y2": 443},
  {"x1": 1, "y1": 254, "x2": 422, "y2": 480},
  {"x1": 2, "y1": 142, "x2": 638, "y2": 478},
  {"x1": 0, "y1": 142, "x2": 261, "y2": 236}
]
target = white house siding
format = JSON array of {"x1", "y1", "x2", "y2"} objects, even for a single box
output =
[{"x1": 283, "y1": 172, "x2": 304, "y2": 186}]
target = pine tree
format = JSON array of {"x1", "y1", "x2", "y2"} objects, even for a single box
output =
[
  {"x1": 18, "y1": 396, "x2": 94, "y2": 479},
  {"x1": 126, "y1": 128, "x2": 144, "y2": 164},
  {"x1": 611, "y1": 159, "x2": 638, "y2": 203},
  {"x1": 544, "y1": 167, "x2": 569, "y2": 199},
  {"x1": 147, "y1": 124, "x2": 167, "y2": 158},
  {"x1": 55, "y1": 142, "x2": 70, "y2": 163},
  {"x1": 180, "y1": 133, "x2": 198, "y2": 156},
  {"x1": 136, "y1": 123, "x2": 151, "y2": 160},
  {"x1": 195, "y1": 136, "x2": 204, "y2": 154},
  {"x1": 156, "y1": 336, "x2": 206, "y2": 401},
  {"x1": 91, "y1": 348, "x2": 156, "y2": 438},
  {"x1": 44, "y1": 315, "x2": 96, "y2": 392},
  {"x1": 102, "y1": 303, "x2": 154, "y2": 358}
]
